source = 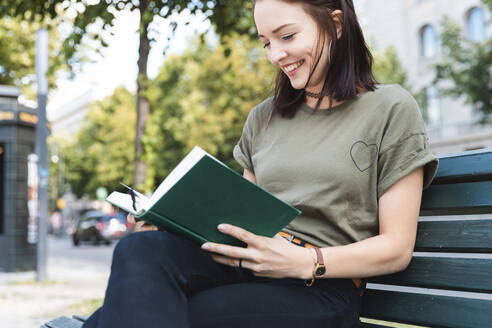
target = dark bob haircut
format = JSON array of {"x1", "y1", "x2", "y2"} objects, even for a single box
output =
[{"x1": 254, "y1": 0, "x2": 377, "y2": 118}]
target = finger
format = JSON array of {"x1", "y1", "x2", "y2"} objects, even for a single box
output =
[
  {"x1": 134, "y1": 221, "x2": 145, "y2": 230},
  {"x1": 217, "y1": 224, "x2": 262, "y2": 246},
  {"x1": 127, "y1": 214, "x2": 136, "y2": 224},
  {"x1": 135, "y1": 221, "x2": 158, "y2": 232},
  {"x1": 140, "y1": 225, "x2": 158, "y2": 232},
  {"x1": 210, "y1": 254, "x2": 243, "y2": 268},
  {"x1": 210, "y1": 255, "x2": 260, "y2": 274},
  {"x1": 201, "y1": 242, "x2": 251, "y2": 260}
]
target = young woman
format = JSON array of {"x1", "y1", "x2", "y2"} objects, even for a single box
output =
[{"x1": 83, "y1": 0, "x2": 438, "y2": 327}]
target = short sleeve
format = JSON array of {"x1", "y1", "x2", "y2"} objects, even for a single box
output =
[
  {"x1": 233, "y1": 107, "x2": 257, "y2": 173},
  {"x1": 377, "y1": 93, "x2": 439, "y2": 198}
]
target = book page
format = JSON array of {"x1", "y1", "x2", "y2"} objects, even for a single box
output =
[
  {"x1": 106, "y1": 191, "x2": 149, "y2": 214},
  {"x1": 149, "y1": 146, "x2": 207, "y2": 205}
]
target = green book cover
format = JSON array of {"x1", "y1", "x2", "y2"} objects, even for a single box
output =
[{"x1": 106, "y1": 146, "x2": 301, "y2": 246}]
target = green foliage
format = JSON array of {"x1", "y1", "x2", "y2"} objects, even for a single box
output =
[
  {"x1": 62, "y1": 87, "x2": 136, "y2": 198},
  {"x1": 0, "y1": 0, "x2": 254, "y2": 67},
  {"x1": 1, "y1": 0, "x2": 255, "y2": 188},
  {"x1": 433, "y1": 2, "x2": 492, "y2": 122},
  {"x1": 0, "y1": 17, "x2": 33, "y2": 85},
  {"x1": 143, "y1": 52, "x2": 192, "y2": 192},
  {"x1": 484, "y1": 0, "x2": 492, "y2": 12},
  {"x1": 58, "y1": 34, "x2": 274, "y2": 196},
  {"x1": 372, "y1": 46, "x2": 409, "y2": 88},
  {"x1": 0, "y1": 16, "x2": 65, "y2": 98},
  {"x1": 145, "y1": 34, "x2": 275, "y2": 191}
]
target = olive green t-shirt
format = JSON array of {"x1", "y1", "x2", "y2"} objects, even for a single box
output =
[{"x1": 233, "y1": 84, "x2": 439, "y2": 248}]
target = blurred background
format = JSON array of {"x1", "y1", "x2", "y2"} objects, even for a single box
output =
[{"x1": 0, "y1": 0, "x2": 490, "y2": 327}]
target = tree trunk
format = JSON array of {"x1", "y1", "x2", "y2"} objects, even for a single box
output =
[{"x1": 133, "y1": 0, "x2": 151, "y2": 188}]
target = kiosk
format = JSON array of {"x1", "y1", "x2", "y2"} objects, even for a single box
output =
[{"x1": 0, "y1": 85, "x2": 38, "y2": 272}]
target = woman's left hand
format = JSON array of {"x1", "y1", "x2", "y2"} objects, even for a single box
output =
[{"x1": 201, "y1": 224, "x2": 314, "y2": 279}]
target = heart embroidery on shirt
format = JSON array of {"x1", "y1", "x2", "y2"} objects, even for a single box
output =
[{"x1": 350, "y1": 141, "x2": 379, "y2": 172}]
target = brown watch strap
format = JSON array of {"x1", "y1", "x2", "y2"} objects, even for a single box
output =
[{"x1": 314, "y1": 247, "x2": 324, "y2": 265}]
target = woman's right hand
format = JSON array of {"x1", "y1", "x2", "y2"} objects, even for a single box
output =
[{"x1": 127, "y1": 213, "x2": 159, "y2": 232}]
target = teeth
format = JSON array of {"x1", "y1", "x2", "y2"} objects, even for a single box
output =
[{"x1": 285, "y1": 60, "x2": 303, "y2": 72}]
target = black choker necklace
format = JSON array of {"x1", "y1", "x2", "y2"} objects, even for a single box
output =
[{"x1": 305, "y1": 90, "x2": 323, "y2": 98}]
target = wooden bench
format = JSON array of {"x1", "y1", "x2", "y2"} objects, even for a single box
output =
[
  {"x1": 361, "y1": 148, "x2": 492, "y2": 328},
  {"x1": 43, "y1": 149, "x2": 492, "y2": 328}
]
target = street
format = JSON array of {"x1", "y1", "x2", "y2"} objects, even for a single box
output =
[{"x1": 49, "y1": 234, "x2": 116, "y2": 266}]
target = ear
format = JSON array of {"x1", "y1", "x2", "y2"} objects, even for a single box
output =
[{"x1": 331, "y1": 10, "x2": 343, "y2": 39}]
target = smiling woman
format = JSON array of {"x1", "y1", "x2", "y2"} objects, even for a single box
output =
[
  {"x1": 82, "y1": 1, "x2": 439, "y2": 328},
  {"x1": 254, "y1": 0, "x2": 377, "y2": 117}
]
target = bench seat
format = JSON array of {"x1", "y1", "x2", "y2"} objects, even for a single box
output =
[{"x1": 361, "y1": 149, "x2": 492, "y2": 328}]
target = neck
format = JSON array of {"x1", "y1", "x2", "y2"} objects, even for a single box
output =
[
  {"x1": 305, "y1": 94, "x2": 344, "y2": 109},
  {"x1": 304, "y1": 87, "x2": 366, "y2": 109},
  {"x1": 304, "y1": 85, "x2": 344, "y2": 109}
]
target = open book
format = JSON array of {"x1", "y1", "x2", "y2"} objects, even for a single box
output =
[{"x1": 106, "y1": 146, "x2": 301, "y2": 246}]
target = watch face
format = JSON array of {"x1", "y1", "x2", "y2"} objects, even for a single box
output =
[{"x1": 315, "y1": 265, "x2": 326, "y2": 276}]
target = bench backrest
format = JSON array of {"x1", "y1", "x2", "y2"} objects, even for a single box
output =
[{"x1": 360, "y1": 149, "x2": 492, "y2": 328}]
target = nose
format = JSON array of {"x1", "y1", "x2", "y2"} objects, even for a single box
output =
[{"x1": 268, "y1": 45, "x2": 288, "y2": 65}]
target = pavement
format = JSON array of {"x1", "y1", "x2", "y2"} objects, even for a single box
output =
[{"x1": 0, "y1": 237, "x2": 114, "y2": 328}]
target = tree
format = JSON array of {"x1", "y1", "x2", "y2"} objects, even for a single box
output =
[
  {"x1": 145, "y1": 34, "x2": 275, "y2": 190},
  {"x1": 0, "y1": 16, "x2": 66, "y2": 98},
  {"x1": 0, "y1": 0, "x2": 254, "y2": 189},
  {"x1": 57, "y1": 33, "x2": 273, "y2": 196},
  {"x1": 372, "y1": 45, "x2": 409, "y2": 88},
  {"x1": 371, "y1": 45, "x2": 436, "y2": 121},
  {"x1": 433, "y1": 0, "x2": 492, "y2": 122},
  {"x1": 62, "y1": 87, "x2": 136, "y2": 198}
]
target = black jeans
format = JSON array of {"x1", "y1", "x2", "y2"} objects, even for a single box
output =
[{"x1": 83, "y1": 231, "x2": 362, "y2": 328}]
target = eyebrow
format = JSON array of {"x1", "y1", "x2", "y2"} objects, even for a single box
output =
[{"x1": 258, "y1": 23, "x2": 296, "y2": 38}]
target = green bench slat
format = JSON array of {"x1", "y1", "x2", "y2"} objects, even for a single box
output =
[
  {"x1": 420, "y1": 181, "x2": 492, "y2": 215},
  {"x1": 361, "y1": 290, "x2": 492, "y2": 328},
  {"x1": 433, "y1": 149, "x2": 492, "y2": 183},
  {"x1": 414, "y1": 219, "x2": 492, "y2": 252},
  {"x1": 368, "y1": 257, "x2": 492, "y2": 293}
]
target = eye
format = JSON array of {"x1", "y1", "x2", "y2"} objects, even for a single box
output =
[
  {"x1": 282, "y1": 33, "x2": 295, "y2": 41},
  {"x1": 263, "y1": 41, "x2": 271, "y2": 48}
]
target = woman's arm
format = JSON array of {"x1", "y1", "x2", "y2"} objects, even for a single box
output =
[
  {"x1": 245, "y1": 167, "x2": 423, "y2": 278},
  {"x1": 203, "y1": 166, "x2": 424, "y2": 280},
  {"x1": 243, "y1": 169, "x2": 257, "y2": 184},
  {"x1": 314, "y1": 166, "x2": 424, "y2": 279}
]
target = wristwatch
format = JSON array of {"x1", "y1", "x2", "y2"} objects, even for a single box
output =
[{"x1": 305, "y1": 247, "x2": 326, "y2": 287}]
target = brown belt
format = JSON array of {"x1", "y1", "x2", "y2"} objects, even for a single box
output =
[{"x1": 278, "y1": 231, "x2": 362, "y2": 289}]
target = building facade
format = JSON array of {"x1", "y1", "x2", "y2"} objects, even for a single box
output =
[
  {"x1": 355, "y1": 0, "x2": 491, "y2": 154},
  {"x1": 47, "y1": 90, "x2": 93, "y2": 137}
]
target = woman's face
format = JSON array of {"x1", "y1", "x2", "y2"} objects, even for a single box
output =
[{"x1": 254, "y1": 0, "x2": 331, "y2": 92}]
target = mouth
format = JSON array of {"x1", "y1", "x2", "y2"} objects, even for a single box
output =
[{"x1": 282, "y1": 60, "x2": 304, "y2": 76}]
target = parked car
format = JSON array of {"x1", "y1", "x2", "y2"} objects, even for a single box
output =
[{"x1": 72, "y1": 211, "x2": 132, "y2": 246}]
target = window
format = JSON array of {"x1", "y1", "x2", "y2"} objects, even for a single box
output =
[
  {"x1": 425, "y1": 86, "x2": 441, "y2": 126},
  {"x1": 467, "y1": 7, "x2": 487, "y2": 42},
  {"x1": 420, "y1": 24, "x2": 439, "y2": 58}
]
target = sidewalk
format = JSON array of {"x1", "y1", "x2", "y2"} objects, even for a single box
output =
[{"x1": 0, "y1": 253, "x2": 110, "y2": 327}]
